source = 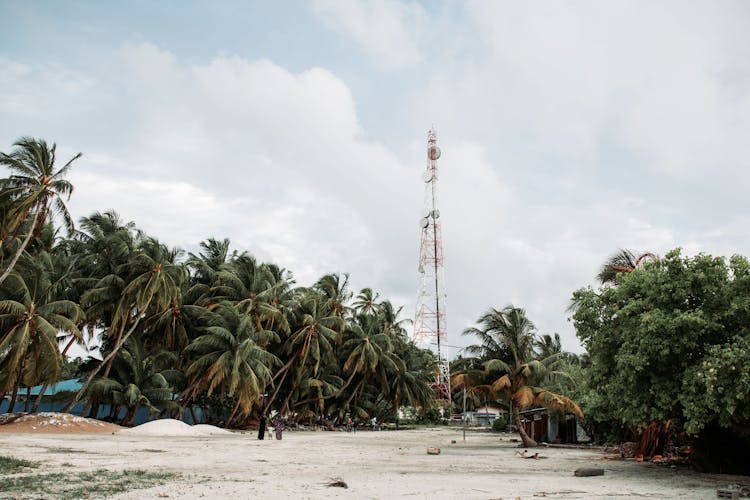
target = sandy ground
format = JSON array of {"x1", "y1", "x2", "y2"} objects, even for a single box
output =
[{"x1": 1, "y1": 423, "x2": 748, "y2": 499}]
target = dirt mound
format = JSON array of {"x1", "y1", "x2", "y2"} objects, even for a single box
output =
[{"x1": 0, "y1": 412, "x2": 122, "y2": 434}]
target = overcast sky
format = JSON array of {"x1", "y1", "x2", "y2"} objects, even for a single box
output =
[{"x1": 2, "y1": 1, "x2": 749, "y2": 356}]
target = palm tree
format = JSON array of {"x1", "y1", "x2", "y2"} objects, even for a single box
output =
[
  {"x1": 454, "y1": 306, "x2": 582, "y2": 447},
  {"x1": 66, "y1": 238, "x2": 186, "y2": 411},
  {"x1": 534, "y1": 333, "x2": 562, "y2": 359},
  {"x1": 0, "y1": 269, "x2": 84, "y2": 403},
  {"x1": 314, "y1": 273, "x2": 351, "y2": 318},
  {"x1": 0, "y1": 138, "x2": 80, "y2": 285},
  {"x1": 353, "y1": 288, "x2": 380, "y2": 315},
  {"x1": 270, "y1": 290, "x2": 344, "y2": 414},
  {"x1": 184, "y1": 302, "x2": 279, "y2": 426},
  {"x1": 597, "y1": 249, "x2": 658, "y2": 285},
  {"x1": 87, "y1": 335, "x2": 178, "y2": 425}
]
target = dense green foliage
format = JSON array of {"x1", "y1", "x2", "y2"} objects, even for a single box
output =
[
  {"x1": 571, "y1": 249, "x2": 750, "y2": 440},
  {"x1": 0, "y1": 138, "x2": 436, "y2": 427},
  {"x1": 453, "y1": 306, "x2": 582, "y2": 446}
]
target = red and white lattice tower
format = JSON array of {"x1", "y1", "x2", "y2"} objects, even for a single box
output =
[{"x1": 414, "y1": 128, "x2": 451, "y2": 403}]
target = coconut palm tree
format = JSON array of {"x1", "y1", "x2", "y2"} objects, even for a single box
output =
[
  {"x1": 534, "y1": 333, "x2": 562, "y2": 359},
  {"x1": 270, "y1": 290, "x2": 344, "y2": 414},
  {"x1": 353, "y1": 288, "x2": 380, "y2": 315},
  {"x1": 0, "y1": 138, "x2": 80, "y2": 285},
  {"x1": 314, "y1": 273, "x2": 351, "y2": 318},
  {"x1": 454, "y1": 306, "x2": 582, "y2": 447},
  {"x1": 597, "y1": 249, "x2": 658, "y2": 285},
  {"x1": 183, "y1": 302, "x2": 279, "y2": 426},
  {"x1": 0, "y1": 269, "x2": 84, "y2": 402},
  {"x1": 66, "y1": 238, "x2": 186, "y2": 411},
  {"x1": 87, "y1": 335, "x2": 178, "y2": 425}
]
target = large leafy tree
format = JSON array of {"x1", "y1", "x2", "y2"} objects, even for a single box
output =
[
  {"x1": 0, "y1": 138, "x2": 80, "y2": 285},
  {"x1": 454, "y1": 306, "x2": 582, "y2": 447},
  {"x1": 572, "y1": 249, "x2": 750, "y2": 471}
]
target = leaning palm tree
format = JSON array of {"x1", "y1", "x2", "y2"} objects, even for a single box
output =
[
  {"x1": 454, "y1": 306, "x2": 582, "y2": 447},
  {"x1": 596, "y1": 249, "x2": 658, "y2": 285},
  {"x1": 0, "y1": 138, "x2": 81, "y2": 285},
  {"x1": 65, "y1": 238, "x2": 186, "y2": 411}
]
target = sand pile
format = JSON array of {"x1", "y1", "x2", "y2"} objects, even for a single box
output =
[
  {"x1": 0, "y1": 412, "x2": 122, "y2": 434},
  {"x1": 194, "y1": 424, "x2": 233, "y2": 435},
  {"x1": 118, "y1": 419, "x2": 233, "y2": 436}
]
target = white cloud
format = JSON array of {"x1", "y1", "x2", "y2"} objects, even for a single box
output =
[
  {"x1": 312, "y1": 0, "x2": 426, "y2": 70},
  {"x1": 3, "y1": 2, "x2": 750, "y2": 357}
]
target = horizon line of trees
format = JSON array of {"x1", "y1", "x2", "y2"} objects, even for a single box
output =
[{"x1": 0, "y1": 137, "x2": 438, "y2": 428}]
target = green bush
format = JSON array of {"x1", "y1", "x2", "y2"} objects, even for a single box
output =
[{"x1": 492, "y1": 418, "x2": 506, "y2": 432}]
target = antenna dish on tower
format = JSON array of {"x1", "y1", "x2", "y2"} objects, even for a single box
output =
[{"x1": 428, "y1": 146, "x2": 441, "y2": 161}]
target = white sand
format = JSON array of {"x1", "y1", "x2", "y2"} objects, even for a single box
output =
[
  {"x1": 118, "y1": 419, "x2": 233, "y2": 437},
  {"x1": 1, "y1": 427, "x2": 746, "y2": 499},
  {"x1": 193, "y1": 424, "x2": 233, "y2": 435}
]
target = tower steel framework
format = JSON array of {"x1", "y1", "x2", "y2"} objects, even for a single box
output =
[{"x1": 414, "y1": 128, "x2": 451, "y2": 403}]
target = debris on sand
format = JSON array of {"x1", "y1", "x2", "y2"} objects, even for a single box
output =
[
  {"x1": 427, "y1": 447, "x2": 441, "y2": 455},
  {"x1": 326, "y1": 479, "x2": 348, "y2": 488},
  {"x1": 574, "y1": 467, "x2": 604, "y2": 477},
  {"x1": 515, "y1": 450, "x2": 546, "y2": 459}
]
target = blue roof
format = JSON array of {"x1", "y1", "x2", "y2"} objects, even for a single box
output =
[{"x1": 26, "y1": 379, "x2": 82, "y2": 396}]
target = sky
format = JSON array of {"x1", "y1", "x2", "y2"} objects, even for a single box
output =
[{"x1": 1, "y1": 0, "x2": 749, "y2": 356}]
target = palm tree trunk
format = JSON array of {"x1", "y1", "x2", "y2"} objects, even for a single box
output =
[
  {"x1": 513, "y1": 402, "x2": 537, "y2": 447},
  {"x1": 294, "y1": 368, "x2": 359, "y2": 408},
  {"x1": 125, "y1": 404, "x2": 139, "y2": 426},
  {"x1": 9, "y1": 386, "x2": 20, "y2": 412},
  {"x1": 24, "y1": 387, "x2": 31, "y2": 412},
  {"x1": 226, "y1": 398, "x2": 242, "y2": 428},
  {"x1": 63, "y1": 314, "x2": 144, "y2": 413},
  {"x1": 178, "y1": 380, "x2": 202, "y2": 411},
  {"x1": 280, "y1": 390, "x2": 294, "y2": 416},
  {"x1": 31, "y1": 382, "x2": 49, "y2": 413},
  {"x1": 103, "y1": 322, "x2": 127, "y2": 378},
  {"x1": 0, "y1": 207, "x2": 41, "y2": 286},
  {"x1": 189, "y1": 406, "x2": 199, "y2": 425},
  {"x1": 264, "y1": 365, "x2": 291, "y2": 414},
  {"x1": 79, "y1": 398, "x2": 92, "y2": 417},
  {"x1": 345, "y1": 380, "x2": 362, "y2": 408},
  {"x1": 88, "y1": 400, "x2": 100, "y2": 419}
]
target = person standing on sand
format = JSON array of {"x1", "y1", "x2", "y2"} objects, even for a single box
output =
[
  {"x1": 258, "y1": 414, "x2": 267, "y2": 440},
  {"x1": 275, "y1": 417, "x2": 284, "y2": 440}
]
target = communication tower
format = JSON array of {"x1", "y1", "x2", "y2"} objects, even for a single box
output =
[{"x1": 414, "y1": 128, "x2": 451, "y2": 403}]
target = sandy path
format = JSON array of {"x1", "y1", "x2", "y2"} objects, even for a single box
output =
[{"x1": 0, "y1": 427, "x2": 744, "y2": 499}]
